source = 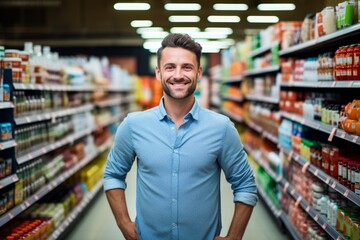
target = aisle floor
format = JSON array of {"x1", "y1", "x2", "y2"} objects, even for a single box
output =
[{"x1": 66, "y1": 165, "x2": 290, "y2": 240}]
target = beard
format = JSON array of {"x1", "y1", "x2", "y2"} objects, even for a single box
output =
[{"x1": 161, "y1": 78, "x2": 197, "y2": 100}]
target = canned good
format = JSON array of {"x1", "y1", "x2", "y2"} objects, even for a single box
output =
[
  {"x1": 4, "y1": 49, "x2": 20, "y2": 58},
  {"x1": 3, "y1": 57, "x2": 21, "y2": 69}
]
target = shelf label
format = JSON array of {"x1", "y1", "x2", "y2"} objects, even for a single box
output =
[
  {"x1": 337, "y1": 236, "x2": 343, "y2": 240},
  {"x1": 0, "y1": 183, "x2": 3, "y2": 189},
  {"x1": 8, "y1": 212, "x2": 14, "y2": 219},
  {"x1": 0, "y1": 143, "x2": 4, "y2": 150},
  {"x1": 314, "y1": 214, "x2": 319, "y2": 221},
  {"x1": 26, "y1": 117, "x2": 31, "y2": 123},
  {"x1": 326, "y1": 177, "x2": 331, "y2": 184},
  {"x1": 341, "y1": 131, "x2": 346, "y2": 139},
  {"x1": 344, "y1": 189, "x2": 350, "y2": 197},
  {"x1": 288, "y1": 151, "x2": 294, "y2": 162},
  {"x1": 332, "y1": 81, "x2": 337, "y2": 87},
  {"x1": 328, "y1": 128, "x2": 337, "y2": 142},
  {"x1": 352, "y1": 136, "x2": 359, "y2": 143},
  {"x1": 314, "y1": 169, "x2": 319, "y2": 177},
  {"x1": 282, "y1": 182, "x2": 289, "y2": 193},
  {"x1": 12, "y1": 175, "x2": 18, "y2": 182},
  {"x1": 290, "y1": 189, "x2": 295, "y2": 196},
  {"x1": 302, "y1": 162, "x2": 310, "y2": 173},
  {"x1": 322, "y1": 222, "x2": 327, "y2": 229},
  {"x1": 331, "y1": 181, "x2": 337, "y2": 189},
  {"x1": 306, "y1": 206, "x2": 311, "y2": 212}
]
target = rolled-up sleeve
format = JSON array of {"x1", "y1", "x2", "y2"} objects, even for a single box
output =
[
  {"x1": 218, "y1": 120, "x2": 258, "y2": 206},
  {"x1": 103, "y1": 115, "x2": 136, "y2": 192}
]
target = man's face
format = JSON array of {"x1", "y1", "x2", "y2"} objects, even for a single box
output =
[{"x1": 156, "y1": 47, "x2": 202, "y2": 100}]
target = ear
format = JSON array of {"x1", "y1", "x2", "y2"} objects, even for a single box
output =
[
  {"x1": 197, "y1": 66, "x2": 203, "y2": 81},
  {"x1": 155, "y1": 66, "x2": 161, "y2": 81}
]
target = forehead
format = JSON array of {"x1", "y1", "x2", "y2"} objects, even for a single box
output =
[{"x1": 160, "y1": 47, "x2": 197, "y2": 66}]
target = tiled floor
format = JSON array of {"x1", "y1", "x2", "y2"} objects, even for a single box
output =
[{"x1": 66, "y1": 165, "x2": 290, "y2": 240}]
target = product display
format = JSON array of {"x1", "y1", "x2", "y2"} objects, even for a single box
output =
[{"x1": 0, "y1": 43, "x2": 135, "y2": 239}]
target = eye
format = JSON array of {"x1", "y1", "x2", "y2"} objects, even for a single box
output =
[
  {"x1": 183, "y1": 65, "x2": 193, "y2": 71},
  {"x1": 164, "y1": 65, "x2": 174, "y2": 71}
]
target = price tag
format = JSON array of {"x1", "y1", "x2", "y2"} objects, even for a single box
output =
[
  {"x1": 352, "y1": 136, "x2": 359, "y2": 143},
  {"x1": 28, "y1": 153, "x2": 33, "y2": 160},
  {"x1": 294, "y1": 154, "x2": 300, "y2": 161},
  {"x1": 0, "y1": 182, "x2": 3, "y2": 189},
  {"x1": 290, "y1": 189, "x2": 295, "y2": 196},
  {"x1": 34, "y1": 194, "x2": 39, "y2": 200},
  {"x1": 24, "y1": 200, "x2": 30, "y2": 207},
  {"x1": 337, "y1": 236, "x2": 343, "y2": 240},
  {"x1": 328, "y1": 127, "x2": 337, "y2": 142},
  {"x1": 20, "y1": 204, "x2": 25, "y2": 210},
  {"x1": 302, "y1": 162, "x2": 310, "y2": 173},
  {"x1": 326, "y1": 177, "x2": 331, "y2": 184},
  {"x1": 314, "y1": 214, "x2": 319, "y2": 221},
  {"x1": 8, "y1": 212, "x2": 14, "y2": 219},
  {"x1": 306, "y1": 206, "x2": 311, "y2": 212},
  {"x1": 26, "y1": 117, "x2": 31, "y2": 123},
  {"x1": 348, "y1": 81, "x2": 354, "y2": 87},
  {"x1": 295, "y1": 196, "x2": 302, "y2": 207},
  {"x1": 332, "y1": 81, "x2": 336, "y2": 87},
  {"x1": 41, "y1": 148, "x2": 46, "y2": 154},
  {"x1": 301, "y1": 118, "x2": 306, "y2": 125},
  {"x1": 322, "y1": 222, "x2": 327, "y2": 229},
  {"x1": 283, "y1": 183, "x2": 289, "y2": 193},
  {"x1": 0, "y1": 143, "x2": 3, "y2": 150},
  {"x1": 341, "y1": 131, "x2": 346, "y2": 139},
  {"x1": 37, "y1": 115, "x2": 42, "y2": 121},
  {"x1": 331, "y1": 181, "x2": 337, "y2": 189},
  {"x1": 344, "y1": 189, "x2": 350, "y2": 197},
  {"x1": 51, "y1": 113, "x2": 56, "y2": 123},
  {"x1": 12, "y1": 175, "x2": 18, "y2": 182},
  {"x1": 276, "y1": 176, "x2": 282, "y2": 183},
  {"x1": 314, "y1": 169, "x2": 319, "y2": 176}
]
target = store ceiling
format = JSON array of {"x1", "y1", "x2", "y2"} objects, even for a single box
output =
[{"x1": 0, "y1": 0, "x2": 333, "y2": 48}]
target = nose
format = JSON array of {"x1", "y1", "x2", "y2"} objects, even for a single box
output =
[{"x1": 173, "y1": 67, "x2": 182, "y2": 79}]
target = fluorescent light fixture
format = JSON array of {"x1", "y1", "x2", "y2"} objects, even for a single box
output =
[
  {"x1": 164, "y1": 3, "x2": 201, "y2": 11},
  {"x1": 143, "y1": 40, "x2": 162, "y2": 50},
  {"x1": 258, "y1": 3, "x2": 296, "y2": 11},
  {"x1": 136, "y1": 27, "x2": 164, "y2": 34},
  {"x1": 247, "y1": 16, "x2": 279, "y2": 23},
  {"x1": 169, "y1": 15, "x2": 200, "y2": 22},
  {"x1": 213, "y1": 3, "x2": 248, "y2": 11},
  {"x1": 205, "y1": 27, "x2": 233, "y2": 35},
  {"x1": 141, "y1": 31, "x2": 169, "y2": 39},
  {"x1": 197, "y1": 40, "x2": 233, "y2": 49},
  {"x1": 202, "y1": 48, "x2": 221, "y2": 53},
  {"x1": 114, "y1": 2, "x2": 150, "y2": 10},
  {"x1": 170, "y1": 27, "x2": 200, "y2": 33},
  {"x1": 131, "y1": 20, "x2": 153, "y2": 27},
  {"x1": 208, "y1": 16, "x2": 240, "y2": 23},
  {"x1": 189, "y1": 32, "x2": 228, "y2": 39}
]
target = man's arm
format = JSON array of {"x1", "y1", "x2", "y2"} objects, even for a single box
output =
[
  {"x1": 215, "y1": 202, "x2": 254, "y2": 240},
  {"x1": 105, "y1": 188, "x2": 138, "y2": 240}
]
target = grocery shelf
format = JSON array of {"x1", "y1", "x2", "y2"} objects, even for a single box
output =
[
  {"x1": 280, "y1": 111, "x2": 360, "y2": 145},
  {"x1": 13, "y1": 83, "x2": 96, "y2": 92},
  {"x1": 15, "y1": 104, "x2": 94, "y2": 125},
  {"x1": 0, "y1": 140, "x2": 17, "y2": 151},
  {"x1": 280, "y1": 178, "x2": 347, "y2": 240},
  {"x1": 246, "y1": 120, "x2": 279, "y2": 144},
  {"x1": 47, "y1": 180, "x2": 103, "y2": 240},
  {"x1": 244, "y1": 144, "x2": 280, "y2": 183},
  {"x1": 95, "y1": 96, "x2": 134, "y2": 108},
  {"x1": 279, "y1": 23, "x2": 360, "y2": 57},
  {"x1": 249, "y1": 41, "x2": 280, "y2": 58},
  {"x1": 282, "y1": 148, "x2": 360, "y2": 208},
  {"x1": 97, "y1": 86, "x2": 133, "y2": 93},
  {"x1": 279, "y1": 213, "x2": 303, "y2": 240},
  {"x1": 213, "y1": 75, "x2": 243, "y2": 83},
  {"x1": 280, "y1": 80, "x2": 360, "y2": 88},
  {"x1": 0, "y1": 102, "x2": 14, "y2": 109},
  {"x1": 96, "y1": 113, "x2": 125, "y2": 129},
  {"x1": 16, "y1": 128, "x2": 93, "y2": 165},
  {"x1": 0, "y1": 138, "x2": 112, "y2": 228},
  {"x1": 220, "y1": 109, "x2": 243, "y2": 123},
  {"x1": 244, "y1": 65, "x2": 280, "y2": 77},
  {"x1": 257, "y1": 184, "x2": 282, "y2": 218},
  {"x1": 245, "y1": 94, "x2": 279, "y2": 104},
  {"x1": 221, "y1": 94, "x2": 243, "y2": 103},
  {"x1": 0, "y1": 174, "x2": 18, "y2": 190}
]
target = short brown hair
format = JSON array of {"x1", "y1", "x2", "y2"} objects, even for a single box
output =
[{"x1": 157, "y1": 33, "x2": 202, "y2": 68}]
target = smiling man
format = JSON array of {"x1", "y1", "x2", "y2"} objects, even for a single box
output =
[{"x1": 104, "y1": 33, "x2": 258, "y2": 240}]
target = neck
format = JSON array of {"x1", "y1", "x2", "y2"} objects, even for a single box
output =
[{"x1": 163, "y1": 95, "x2": 195, "y2": 127}]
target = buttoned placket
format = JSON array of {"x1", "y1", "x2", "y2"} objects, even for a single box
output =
[{"x1": 168, "y1": 117, "x2": 188, "y2": 240}]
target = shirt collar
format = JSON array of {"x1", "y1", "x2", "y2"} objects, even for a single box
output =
[{"x1": 157, "y1": 97, "x2": 200, "y2": 121}]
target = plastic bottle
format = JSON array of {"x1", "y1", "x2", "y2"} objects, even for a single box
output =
[
  {"x1": 353, "y1": 44, "x2": 360, "y2": 80},
  {"x1": 346, "y1": 44, "x2": 355, "y2": 80}
]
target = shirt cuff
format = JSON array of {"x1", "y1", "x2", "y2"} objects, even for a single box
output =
[
  {"x1": 234, "y1": 192, "x2": 258, "y2": 206},
  {"x1": 103, "y1": 178, "x2": 127, "y2": 192}
]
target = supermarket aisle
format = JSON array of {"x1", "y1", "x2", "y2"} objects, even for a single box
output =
[{"x1": 66, "y1": 164, "x2": 289, "y2": 240}]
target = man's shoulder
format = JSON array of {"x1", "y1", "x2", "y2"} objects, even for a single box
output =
[
  {"x1": 199, "y1": 107, "x2": 230, "y2": 125},
  {"x1": 126, "y1": 106, "x2": 159, "y2": 122}
]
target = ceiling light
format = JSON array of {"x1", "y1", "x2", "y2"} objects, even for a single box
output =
[
  {"x1": 170, "y1": 27, "x2": 200, "y2": 33},
  {"x1": 213, "y1": 3, "x2": 248, "y2": 11},
  {"x1": 136, "y1": 27, "x2": 164, "y2": 34},
  {"x1": 131, "y1": 20, "x2": 153, "y2": 27},
  {"x1": 141, "y1": 31, "x2": 169, "y2": 39},
  {"x1": 257, "y1": 3, "x2": 296, "y2": 11},
  {"x1": 208, "y1": 16, "x2": 240, "y2": 23},
  {"x1": 169, "y1": 15, "x2": 200, "y2": 22},
  {"x1": 164, "y1": 3, "x2": 201, "y2": 11},
  {"x1": 247, "y1": 16, "x2": 279, "y2": 23},
  {"x1": 189, "y1": 32, "x2": 228, "y2": 39},
  {"x1": 143, "y1": 40, "x2": 162, "y2": 50},
  {"x1": 114, "y1": 3, "x2": 150, "y2": 11},
  {"x1": 205, "y1": 27, "x2": 233, "y2": 35}
]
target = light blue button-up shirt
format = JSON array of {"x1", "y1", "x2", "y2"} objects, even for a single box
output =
[{"x1": 104, "y1": 98, "x2": 257, "y2": 240}]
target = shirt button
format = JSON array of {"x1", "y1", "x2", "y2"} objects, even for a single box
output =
[
  {"x1": 172, "y1": 198, "x2": 177, "y2": 203},
  {"x1": 174, "y1": 149, "x2": 178, "y2": 153},
  {"x1": 172, "y1": 172, "x2": 177, "y2": 177},
  {"x1": 172, "y1": 223, "x2": 177, "y2": 228}
]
